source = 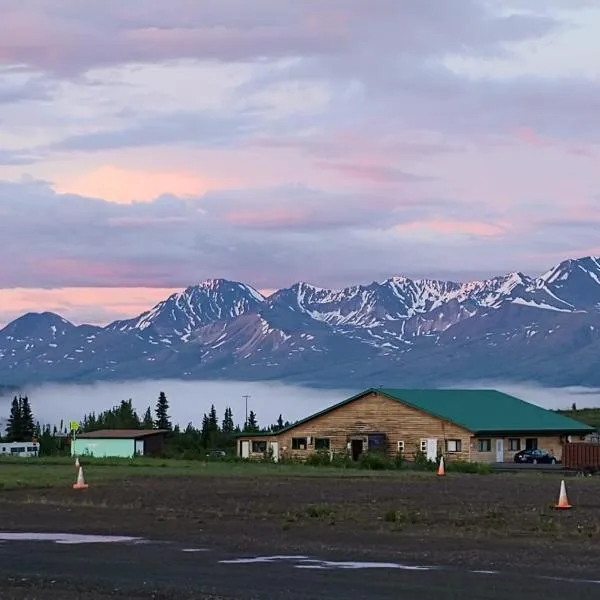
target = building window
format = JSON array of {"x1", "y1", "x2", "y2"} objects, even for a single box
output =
[
  {"x1": 397, "y1": 440, "x2": 405, "y2": 453},
  {"x1": 478, "y1": 439, "x2": 491, "y2": 452},
  {"x1": 251, "y1": 441, "x2": 266, "y2": 453},
  {"x1": 525, "y1": 438, "x2": 538, "y2": 450},
  {"x1": 446, "y1": 439, "x2": 462, "y2": 453},
  {"x1": 509, "y1": 438, "x2": 521, "y2": 451},
  {"x1": 292, "y1": 437, "x2": 308, "y2": 450},
  {"x1": 314, "y1": 438, "x2": 330, "y2": 450},
  {"x1": 420, "y1": 440, "x2": 427, "y2": 453}
]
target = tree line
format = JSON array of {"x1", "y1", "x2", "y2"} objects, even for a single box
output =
[{"x1": 1, "y1": 391, "x2": 293, "y2": 458}]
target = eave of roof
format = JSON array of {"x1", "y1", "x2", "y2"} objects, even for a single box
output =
[{"x1": 76, "y1": 429, "x2": 169, "y2": 439}]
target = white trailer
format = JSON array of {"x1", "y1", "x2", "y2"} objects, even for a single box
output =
[{"x1": 0, "y1": 442, "x2": 40, "y2": 457}]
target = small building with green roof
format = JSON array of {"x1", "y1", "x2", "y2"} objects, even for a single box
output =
[{"x1": 237, "y1": 388, "x2": 595, "y2": 464}]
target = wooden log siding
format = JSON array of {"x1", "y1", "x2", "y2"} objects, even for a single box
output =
[
  {"x1": 272, "y1": 391, "x2": 472, "y2": 462},
  {"x1": 470, "y1": 434, "x2": 565, "y2": 464}
]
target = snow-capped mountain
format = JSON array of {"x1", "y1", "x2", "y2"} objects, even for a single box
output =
[
  {"x1": 107, "y1": 279, "x2": 264, "y2": 342},
  {"x1": 1, "y1": 255, "x2": 600, "y2": 389}
]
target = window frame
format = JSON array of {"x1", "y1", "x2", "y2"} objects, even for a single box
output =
[
  {"x1": 446, "y1": 439, "x2": 462, "y2": 453},
  {"x1": 478, "y1": 439, "x2": 492, "y2": 452},
  {"x1": 314, "y1": 438, "x2": 330, "y2": 450},
  {"x1": 251, "y1": 440, "x2": 267, "y2": 453},
  {"x1": 292, "y1": 437, "x2": 308, "y2": 450},
  {"x1": 509, "y1": 438, "x2": 521, "y2": 451}
]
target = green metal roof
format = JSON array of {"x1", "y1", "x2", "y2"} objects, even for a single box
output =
[
  {"x1": 378, "y1": 388, "x2": 595, "y2": 435},
  {"x1": 238, "y1": 388, "x2": 595, "y2": 437}
]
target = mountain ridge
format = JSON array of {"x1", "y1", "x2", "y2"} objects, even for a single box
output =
[{"x1": 1, "y1": 255, "x2": 600, "y2": 389}]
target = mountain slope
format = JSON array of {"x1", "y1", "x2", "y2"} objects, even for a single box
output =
[{"x1": 0, "y1": 255, "x2": 599, "y2": 388}]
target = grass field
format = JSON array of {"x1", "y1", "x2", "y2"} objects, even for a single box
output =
[{"x1": 0, "y1": 455, "x2": 447, "y2": 490}]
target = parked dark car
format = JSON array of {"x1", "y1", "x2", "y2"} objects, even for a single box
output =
[
  {"x1": 206, "y1": 450, "x2": 227, "y2": 458},
  {"x1": 514, "y1": 449, "x2": 558, "y2": 464}
]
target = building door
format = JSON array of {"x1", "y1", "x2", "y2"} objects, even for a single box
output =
[
  {"x1": 426, "y1": 439, "x2": 437, "y2": 462},
  {"x1": 351, "y1": 439, "x2": 363, "y2": 461},
  {"x1": 135, "y1": 440, "x2": 144, "y2": 456},
  {"x1": 495, "y1": 439, "x2": 504, "y2": 462},
  {"x1": 241, "y1": 441, "x2": 250, "y2": 459},
  {"x1": 270, "y1": 441, "x2": 279, "y2": 462}
]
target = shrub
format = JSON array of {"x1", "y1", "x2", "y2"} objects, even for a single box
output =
[
  {"x1": 357, "y1": 452, "x2": 390, "y2": 470},
  {"x1": 305, "y1": 450, "x2": 334, "y2": 467},
  {"x1": 392, "y1": 451, "x2": 405, "y2": 469},
  {"x1": 329, "y1": 451, "x2": 354, "y2": 469},
  {"x1": 412, "y1": 450, "x2": 437, "y2": 471}
]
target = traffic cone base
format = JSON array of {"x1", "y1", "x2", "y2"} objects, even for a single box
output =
[
  {"x1": 73, "y1": 466, "x2": 88, "y2": 490},
  {"x1": 554, "y1": 479, "x2": 571, "y2": 509},
  {"x1": 437, "y1": 455, "x2": 445, "y2": 476}
]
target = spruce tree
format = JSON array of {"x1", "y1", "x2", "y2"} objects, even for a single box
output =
[
  {"x1": 208, "y1": 405, "x2": 219, "y2": 432},
  {"x1": 20, "y1": 396, "x2": 35, "y2": 440},
  {"x1": 277, "y1": 414, "x2": 284, "y2": 430},
  {"x1": 200, "y1": 413, "x2": 210, "y2": 447},
  {"x1": 155, "y1": 391, "x2": 171, "y2": 430},
  {"x1": 142, "y1": 406, "x2": 154, "y2": 428},
  {"x1": 222, "y1": 407, "x2": 234, "y2": 434},
  {"x1": 247, "y1": 410, "x2": 258, "y2": 432},
  {"x1": 6, "y1": 396, "x2": 22, "y2": 441}
]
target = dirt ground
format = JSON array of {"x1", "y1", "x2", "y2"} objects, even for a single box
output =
[{"x1": 2, "y1": 472, "x2": 600, "y2": 597}]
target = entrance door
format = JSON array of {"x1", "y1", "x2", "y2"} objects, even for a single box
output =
[
  {"x1": 351, "y1": 439, "x2": 363, "y2": 461},
  {"x1": 270, "y1": 441, "x2": 279, "y2": 463},
  {"x1": 241, "y1": 441, "x2": 250, "y2": 459},
  {"x1": 426, "y1": 439, "x2": 437, "y2": 461},
  {"x1": 495, "y1": 439, "x2": 504, "y2": 462},
  {"x1": 135, "y1": 440, "x2": 144, "y2": 456}
]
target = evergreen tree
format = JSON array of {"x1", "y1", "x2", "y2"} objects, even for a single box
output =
[
  {"x1": 155, "y1": 391, "x2": 171, "y2": 430},
  {"x1": 20, "y1": 396, "x2": 35, "y2": 440},
  {"x1": 200, "y1": 413, "x2": 210, "y2": 447},
  {"x1": 208, "y1": 405, "x2": 219, "y2": 432},
  {"x1": 6, "y1": 396, "x2": 22, "y2": 441},
  {"x1": 142, "y1": 406, "x2": 154, "y2": 428},
  {"x1": 246, "y1": 410, "x2": 258, "y2": 432},
  {"x1": 222, "y1": 407, "x2": 234, "y2": 434},
  {"x1": 277, "y1": 414, "x2": 284, "y2": 430}
]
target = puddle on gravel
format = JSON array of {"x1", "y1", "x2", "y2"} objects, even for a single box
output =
[
  {"x1": 219, "y1": 555, "x2": 434, "y2": 570},
  {"x1": 0, "y1": 533, "x2": 143, "y2": 544}
]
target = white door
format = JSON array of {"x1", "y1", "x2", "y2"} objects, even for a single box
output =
[
  {"x1": 495, "y1": 439, "x2": 504, "y2": 462},
  {"x1": 135, "y1": 440, "x2": 144, "y2": 456},
  {"x1": 270, "y1": 441, "x2": 279, "y2": 462},
  {"x1": 241, "y1": 441, "x2": 250, "y2": 459},
  {"x1": 426, "y1": 439, "x2": 437, "y2": 461}
]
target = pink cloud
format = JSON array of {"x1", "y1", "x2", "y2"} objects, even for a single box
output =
[
  {"x1": 394, "y1": 220, "x2": 506, "y2": 238},
  {"x1": 53, "y1": 165, "x2": 226, "y2": 204},
  {"x1": 514, "y1": 127, "x2": 552, "y2": 148},
  {"x1": 314, "y1": 161, "x2": 429, "y2": 185},
  {"x1": 223, "y1": 208, "x2": 311, "y2": 228},
  {"x1": 0, "y1": 287, "x2": 178, "y2": 327}
]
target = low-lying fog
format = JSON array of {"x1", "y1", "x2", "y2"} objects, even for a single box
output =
[{"x1": 1, "y1": 379, "x2": 599, "y2": 430}]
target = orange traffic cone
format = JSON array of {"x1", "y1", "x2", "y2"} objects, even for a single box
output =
[
  {"x1": 75, "y1": 457, "x2": 80, "y2": 469},
  {"x1": 555, "y1": 479, "x2": 571, "y2": 509},
  {"x1": 73, "y1": 466, "x2": 88, "y2": 490},
  {"x1": 437, "y1": 455, "x2": 445, "y2": 476}
]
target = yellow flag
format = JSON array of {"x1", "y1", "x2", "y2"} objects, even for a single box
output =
[{"x1": 70, "y1": 421, "x2": 79, "y2": 432}]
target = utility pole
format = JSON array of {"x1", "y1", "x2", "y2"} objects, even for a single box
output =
[{"x1": 242, "y1": 395, "x2": 250, "y2": 429}]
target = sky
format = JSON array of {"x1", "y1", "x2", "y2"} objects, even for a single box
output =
[{"x1": 1, "y1": 0, "x2": 600, "y2": 326}]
